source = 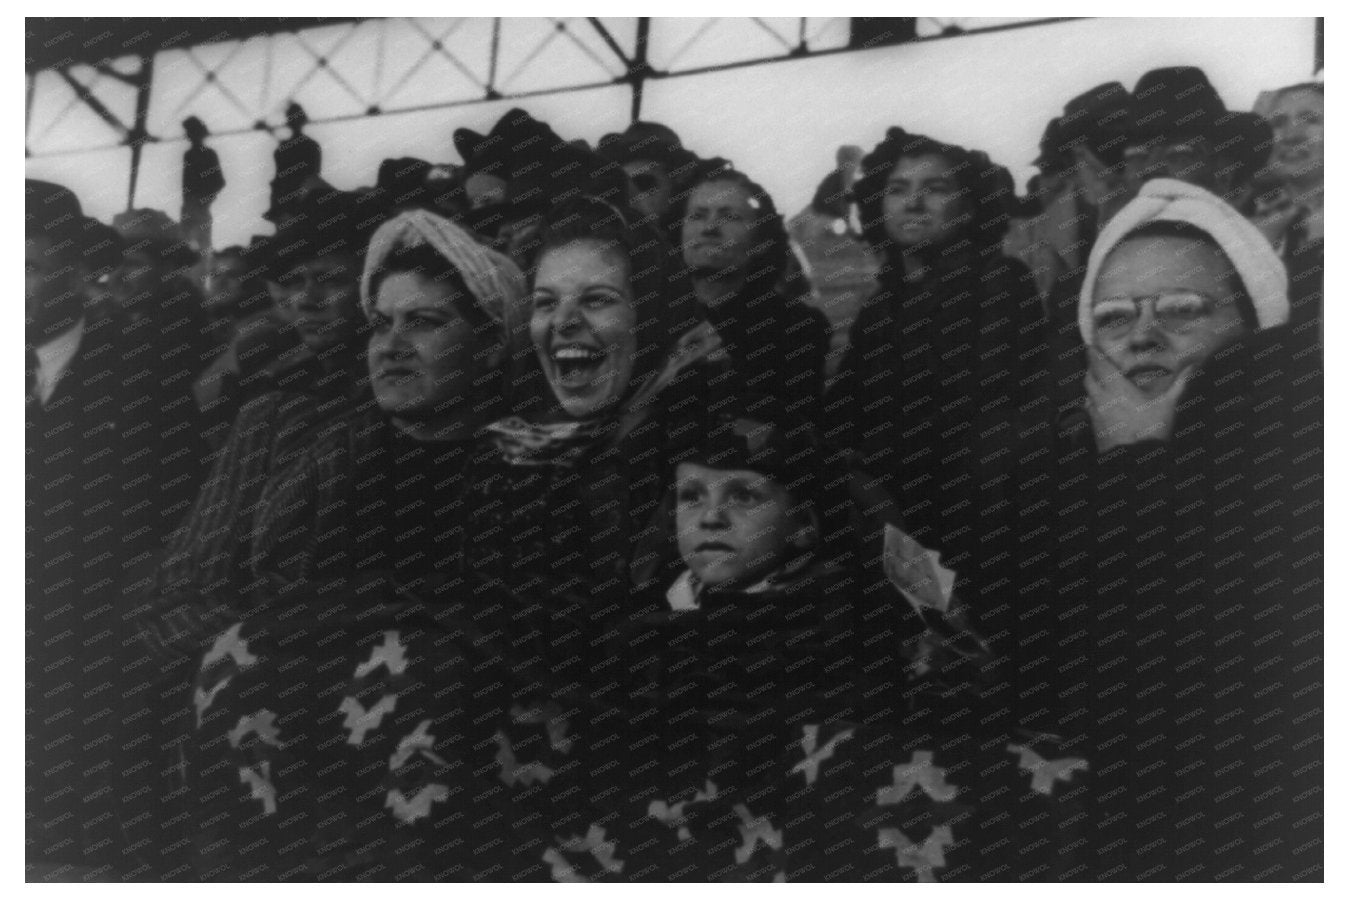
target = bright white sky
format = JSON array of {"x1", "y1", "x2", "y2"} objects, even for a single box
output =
[{"x1": 24, "y1": 17, "x2": 1317, "y2": 250}]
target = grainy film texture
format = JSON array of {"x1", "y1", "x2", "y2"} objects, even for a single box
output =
[{"x1": 25, "y1": 16, "x2": 1323, "y2": 882}]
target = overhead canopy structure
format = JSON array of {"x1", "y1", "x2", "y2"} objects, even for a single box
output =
[
  {"x1": 25, "y1": 17, "x2": 1320, "y2": 248},
  {"x1": 25, "y1": 17, "x2": 1074, "y2": 194}
]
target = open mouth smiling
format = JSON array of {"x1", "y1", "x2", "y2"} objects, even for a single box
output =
[{"x1": 549, "y1": 344, "x2": 610, "y2": 388}]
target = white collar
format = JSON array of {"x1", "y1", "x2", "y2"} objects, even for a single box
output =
[
  {"x1": 33, "y1": 318, "x2": 85, "y2": 405},
  {"x1": 666, "y1": 570, "x2": 702, "y2": 611},
  {"x1": 665, "y1": 555, "x2": 814, "y2": 611}
]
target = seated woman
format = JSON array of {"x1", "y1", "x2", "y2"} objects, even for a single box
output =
[
  {"x1": 679, "y1": 166, "x2": 831, "y2": 419},
  {"x1": 1049, "y1": 178, "x2": 1317, "y2": 879}
]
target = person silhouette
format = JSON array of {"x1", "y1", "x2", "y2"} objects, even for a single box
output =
[
  {"x1": 270, "y1": 101, "x2": 323, "y2": 214},
  {"x1": 181, "y1": 115, "x2": 224, "y2": 252}
]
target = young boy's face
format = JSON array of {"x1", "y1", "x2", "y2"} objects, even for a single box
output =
[{"x1": 674, "y1": 462, "x2": 812, "y2": 590}]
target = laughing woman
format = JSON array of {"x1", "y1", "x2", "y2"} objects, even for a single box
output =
[{"x1": 459, "y1": 197, "x2": 704, "y2": 600}]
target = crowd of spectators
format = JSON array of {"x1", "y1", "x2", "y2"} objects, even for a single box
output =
[{"x1": 26, "y1": 64, "x2": 1322, "y2": 882}]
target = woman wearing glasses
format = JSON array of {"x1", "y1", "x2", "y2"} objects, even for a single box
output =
[
  {"x1": 1053, "y1": 178, "x2": 1320, "y2": 880},
  {"x1": 1079, "y1": 178, "x2": 1288, "y2": 450}
]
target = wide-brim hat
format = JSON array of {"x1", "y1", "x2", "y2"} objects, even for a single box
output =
[
  {"x1": 112, "y1": 207, "x2": 197, "y2": 268},
  {"x1": 1129, "y1": 66, "x2": 1229, "y2": 143},
  {"x1": 454, "y1": 107, "x2": 575, "y2": 182},
  {"x1": 1035, "y1": 80, "x2": 1133, "y2": 171},
  {"x1": 27, "y1": 179, "x2": 87, "y2": 245},
  {"x1": 597, "y1": 121, "x2": 693, "y2": 171}
]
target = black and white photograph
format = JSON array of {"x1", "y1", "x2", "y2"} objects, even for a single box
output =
[{"x1": 23, "y1": 14, "x2": 1324, "y2": 883}]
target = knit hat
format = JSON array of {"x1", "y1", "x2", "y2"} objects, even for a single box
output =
[
  {"x1": 1078, "y1": 178, "x2": 1289, "y2": 344},
  {"x1": 669, "y1": 395, "x2": 827, "y2": 507},
  {"x1": 360, "y1": 207, "x2": 528, "y2": 331}
]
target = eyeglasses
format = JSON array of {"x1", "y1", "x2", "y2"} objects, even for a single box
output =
[{"x1": 1091, "y1": 290, "x2": 1219, "y2": 336}]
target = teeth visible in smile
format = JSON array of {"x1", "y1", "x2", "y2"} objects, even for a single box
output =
[{"x1": 552, "y1": 346, "x2": 604, "y2": 362}]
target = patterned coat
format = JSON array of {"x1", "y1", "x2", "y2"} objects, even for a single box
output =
[{"x1": 185, "y1": 572, "x2": 1091, "y2": 881}]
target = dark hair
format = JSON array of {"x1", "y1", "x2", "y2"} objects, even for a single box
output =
[
  {"x1": 1112, "y1": 220, "x2": 1260, "y2": 330},
  {"x1": 854, "y1": 128, "x2": 1017, "y2": 260},
  {"x1": 530, "y1": 197, "x2": 701, "y2": 401},
  {"x1": 679, "y1": 164, "x2": 791, "y2": 290}
]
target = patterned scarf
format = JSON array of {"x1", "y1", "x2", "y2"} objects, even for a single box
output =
[{"x1": 486, "y1": 320, "x2": 719, "y2": 468}]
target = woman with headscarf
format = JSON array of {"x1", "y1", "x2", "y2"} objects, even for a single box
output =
[
  {"x1": 677, "y1": 165, "x2": 831, "y2": 419},
  {"x1": 179, "y1": 211, "x2": 543, "y2": 878},
  {"x1": 1048, "y1": 178, "x2": 1319, "y2": 880},
  {"x1": 247, "y1": 208, "x2": 530, "y2": 588},
  {"x1": 824, "y1": 128, "x2": 1053, "y2": 725}
]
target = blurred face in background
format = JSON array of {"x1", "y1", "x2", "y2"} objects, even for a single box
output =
[
  {"x1": 623, "y1": 160, "x2": 674, "y2": 222},
  {"x1": 204, "y1": 252, "x2": 253, "y2": 320},
  {"x1": 1265, "y1": 87, "x2": 1323, "y2": 189},
  {"x1": 882, "y1": 153, "x2": 972, "y2": 250},
  {"x1": 1091, "y1": 234, "x2": 1250, "y2": 397},
  {"x1": 368, "y1": 269, "x2": 490, "y2": 422},
  {"x1": 272, "y1": 253, "x2": 363, "y2": 353},
  {"x1": 464, "y1": 172, "x2": 508, "y2": 210},
  {"x1": 110, "y1": 250, "x2": 170, "y2": 322},
  {"x1": 25, "y1": 232, "x2": 87, "y2": 342},
  {"x1": 529, "y1": 239, "x2": 638, "y2": 419},
  {"x1": 1120, "y1": 136, "x2": 1218, "y2": 196},
  {"x1": 682, "y1": 179, "x2": 760, "y2": 277}
]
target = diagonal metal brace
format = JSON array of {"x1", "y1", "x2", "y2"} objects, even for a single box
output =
[
  {"x1": 586, "y1": 18, "x2": 631, "y2": 67},
  {"x1": 56, "y1": 67, "x2": 129, "y2": 137}
]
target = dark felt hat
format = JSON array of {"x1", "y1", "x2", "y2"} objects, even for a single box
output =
[
  {"x1": 1128, "y1": 67, "x2": 1274, "y2": 185},
  {"x1": 597, "y1": 120, "x2": 691, "y2": 170},
  {"x1": 261, "y1": 187, "x2": 387, "y2": 278},
  {"x1": 27, "y1": 179, "x2": 127, "y2": 273},
  {"x1": 454, "y1": 108, "x2": 576, "y2": 181},
  {"x1": 112, "y1": 207, "x2": 197, "y2": 268},
  {"x1": 671, "y1": 395, "x2": 827, "y2": 504},
  {"x1": 1130, "y1": 66, "x2": 1228, "y2": 142},
  {"x1": 26, "y1": 179, "x2": 86, "y2": 243},
  {"x1": 1035, "y1": 81, "x2": 1134, "y2": 171}
]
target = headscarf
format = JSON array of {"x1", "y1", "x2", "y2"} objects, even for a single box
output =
[
  {"x1": 360, "y1": 208, "x2": 527, "y2": 331},
  {"x1": 1078, "y1": 178, "x2": 1290, "y2": 345},
  {"x1": 360, "y1": 208, "x2": 532, "y2": 415}
]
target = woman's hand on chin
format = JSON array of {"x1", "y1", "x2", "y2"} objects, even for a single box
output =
[{"x1": 1084, "y1": 347, "x2": 1193, "y2": 453}]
